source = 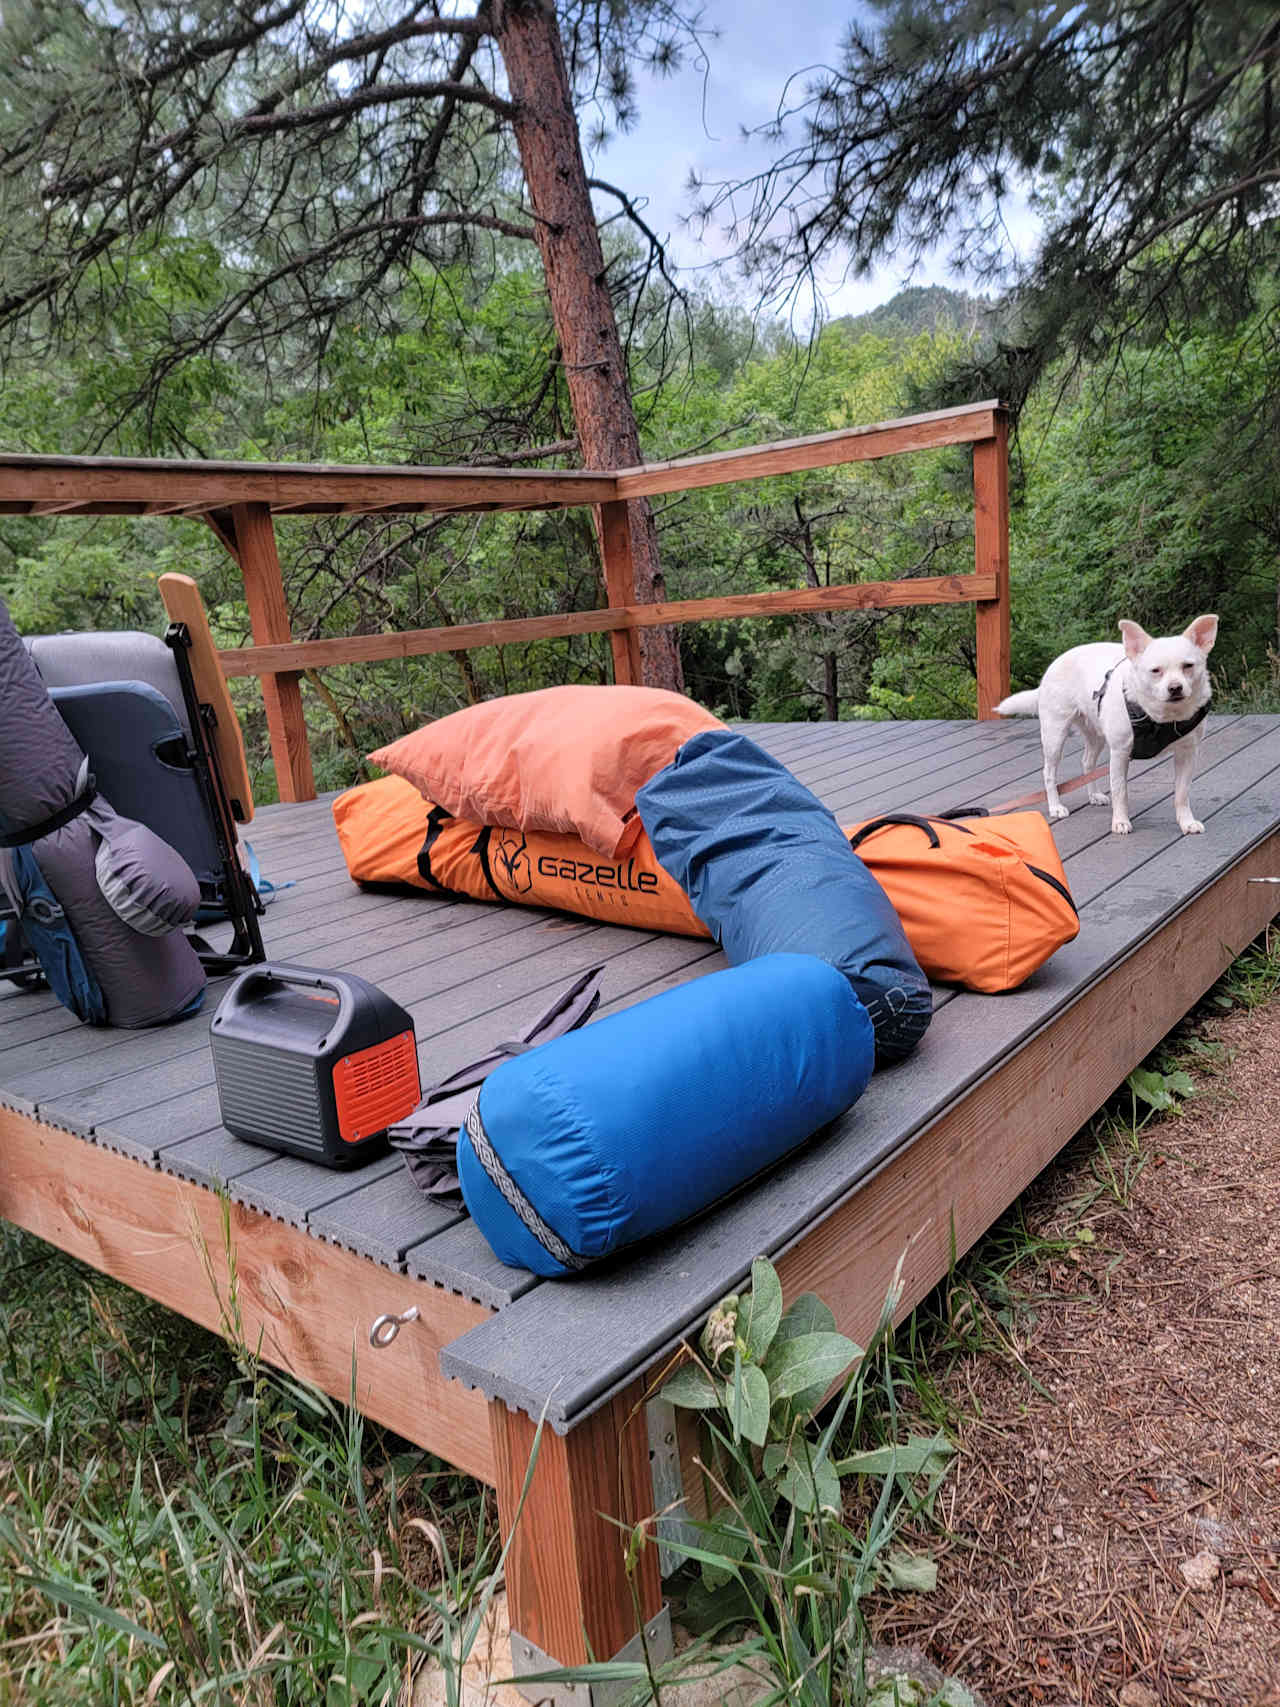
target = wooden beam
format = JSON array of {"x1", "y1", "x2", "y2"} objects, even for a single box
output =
[
  {"x1": 598, "y1": 499, "x2": 643, "y2": 685},
  {"x1": 772, "y1": 828, "x2": 1280, "y2": 1357},
  {"x1": 0, "y1": 1108, "x2": 497, "y2": 1481},
  {"x1": 230, "y1": 502, "x2": 316, "y2": 804},
  {"x1": 974, "y1": 411, "x2": 1011, "y2": 719},
  {"x1": 612, "y1": 403, "x2": 1002, "y2": 499},
  {"x1": 202, "y1": 507, "x2": 240, "y2": 561},
  {"x1": 490, "y1": 1376, "x2": 662, "y2": 1667},
  {"x1": 217, "y1": 575, "x2": 998, "y2": 678},
  {"x1": 0, "y1": 455, "x2": 618, "y2": 516}
]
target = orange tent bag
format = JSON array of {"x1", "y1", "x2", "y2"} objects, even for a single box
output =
[
  {"x1": 332, "y1": 775, "x2": 706, "y2": 936},
  {"x1": 333, "y1": 781, "x2": 1078, "y2": 990},
  {"x1": 843, "y1": 810, "x2": 1078, "y2": 992}
]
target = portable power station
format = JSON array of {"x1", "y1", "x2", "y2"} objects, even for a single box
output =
[{"x1": 210, "y1": 963, "x2": 421, "y2": 1165}]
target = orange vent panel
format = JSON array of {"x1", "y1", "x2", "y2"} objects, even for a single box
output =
[{"x1": 332, "y1": 1030, "x2": 421, "y2": 1143}]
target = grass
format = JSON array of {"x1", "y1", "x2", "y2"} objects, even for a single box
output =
[
  {"x1": 0, "y1": 1234, "x2": 504, "y2": 1705},
  {"x1": 2, "y1": 925, "x2": 1277, "y2": 1706}
]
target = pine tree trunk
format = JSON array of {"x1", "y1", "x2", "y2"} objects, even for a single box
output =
[{"x1": 490, "y1": 0, "x2": 683, "y2": 692}]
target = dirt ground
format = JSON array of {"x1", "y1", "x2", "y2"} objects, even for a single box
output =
[{"x1": 872, "y1": 1000, "x2": 1280, "y2": 1707}]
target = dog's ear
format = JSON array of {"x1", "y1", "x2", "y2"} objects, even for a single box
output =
[
  {"x1": 1184, "y1": 614, "x2": 1219, "y2": 654},
  {"x1": 1119, "y1": 619, "x2": 1152, "y2": 661}
]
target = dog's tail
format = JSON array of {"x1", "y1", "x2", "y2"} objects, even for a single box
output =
[{"x1": 994, "y1": 690, "x2": 1039, "y2": 717}]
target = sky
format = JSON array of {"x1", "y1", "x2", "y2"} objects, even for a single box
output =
[{"x1": 582, "y1": 0, "x2": 1040, "y2": 324}]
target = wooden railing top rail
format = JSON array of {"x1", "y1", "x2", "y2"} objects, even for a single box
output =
[
  {"x1": 0, "y1": 401, "x2": 1001, "y2": 517},
  {"x1": 612, "y1": 402, "x2": 1001, "y2": 499},
  {"x1": 0, "y1": 455, "x2": 616, "y2": 518}
]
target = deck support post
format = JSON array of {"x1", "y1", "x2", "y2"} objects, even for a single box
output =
[
  {"x1": 974, "y1": 409, "x2": 1011, "y2": 719},
  {"x1": 489, "y1": 1377, "x2": 665, "y2": 1692},
  {"x1": 597, "y1": 499, "x2": 643, "y2": 687},
  {"x1": 226, "y1": 502, "x2": 316, "y2": 802}
]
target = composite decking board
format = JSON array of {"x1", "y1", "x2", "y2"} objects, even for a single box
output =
[
  {"x1": 819, "y1": 714, "x2": 1242, "y2": 823},
  {"x1": 97, "y1": 1085, "x2": 224, "y2": 1154},
  {"x1": 264, "y1": 900, "x2": 585, "y2": 996},
  {"x1": 770, "y1": 723, "x2": 968, "y2": 786},
  {"x1": 762, "y1": 717, "x2": 949, "y2": 766},
  {"x1": 159, "y1": 1126, "x2": 279, "y2": 1189},
  {"x1": 0, "y1": 1084, "x2": 37, "y2": 1117},
  {"x1": 790, "y1": 719, "x2": 1030, "y2": 794},
  {"x1": 438, "y1": 759, "x2": 1280, "y2": 1421},
  {"x1": 4, "y1": 1005, "x2": 217, "y2": 1099},
  {"x1": 0, "y1": 1004, "x2": 82, "y2": 1052},
  {"x1": 736, "y1": 720, "x2": 894, "y2": 760},
  {"x1": 821, "y1": 724, "x2": 1059, "y2": 817},
  {"x1": 403, "y1": 1217, "x2": 541, "y2": 1309},
  {"x1": 750, "y1": 719, "x2": 970, "y2": 764},
  {"x1": 88, "y1": 1125, "x2": 172, "y2": 1165},
  {"x1": 804, "y1": 732, "x2": 1044, "y2": 820},
  {"x1": 403, "y1": 933, "x2": 729, "y2": 1084},
  {"x1": 275, "y1": 900, "x2": 576, "y2": 984},
  {"x1": 253, "y1": 876, "x2": 414, "y2": 937},
  {"x1": 308, "y1": 1166, "x2": 463, "y2": 1266},
  {"x1": 324, "y1": 907, "x2": 593, "y2": 994},
  {"x1": 257, "y1": 833, "x2": 351, "y2": 878},
  {"x1": 230, "y1": 1149, "x2": 405, "y2": 1226}
]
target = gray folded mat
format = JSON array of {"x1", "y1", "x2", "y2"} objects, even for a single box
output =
[{"x1": 0, "y1": 597, "x2": 206, "y2": 1027}]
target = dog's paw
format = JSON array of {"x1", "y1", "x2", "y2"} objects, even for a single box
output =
[
  {"x1": 1088, "y1": 790, "x2": 1110, "y2": 806},
  {"x1": 1111, "y1": 815, "x2": 1132, "y2": 835},
  {"x1": 1048, "y1": 803, "x2": 1069, "y2": 821},
  {"x1": 1179, "y1": 817, "x2": 1204, "y2": 835}
]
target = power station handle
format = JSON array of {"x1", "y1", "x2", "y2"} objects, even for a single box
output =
[{"x1": 213, "y1": 963, "x2": 357, "y2": 1036}]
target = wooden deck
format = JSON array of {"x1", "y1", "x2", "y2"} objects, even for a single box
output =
[{"x1": 4, "y1": 714, "x2": 1280, "y2": 1687}]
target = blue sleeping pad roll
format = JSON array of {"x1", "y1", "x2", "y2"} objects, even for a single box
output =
[
  {"x1": 637, "y1": 728, "x2": 933, "y2": 1063},
  {"x1": 458, "y1": 953, "x2": 874, "y2": 1278}
]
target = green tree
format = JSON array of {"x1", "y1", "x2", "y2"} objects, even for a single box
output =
[
  {"x1": 700, "y1": 2, "x2": 1280, "y2": 417},
  {"x1": 0, "y1": 0, "x2": 709, "y2": 686}
]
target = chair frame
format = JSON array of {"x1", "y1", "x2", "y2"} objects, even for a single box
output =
[{"x1": 164, "y1": 619, "x2": 266, "y2": 974}]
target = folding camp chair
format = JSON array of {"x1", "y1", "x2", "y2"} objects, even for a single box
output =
[{"x1": 1, "y1": 576, "x2": 265, "y2": 982}]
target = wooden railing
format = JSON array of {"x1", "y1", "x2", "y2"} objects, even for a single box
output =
[{"x1": 0, "y1": 400, "x2": 1010, "y2": 802}]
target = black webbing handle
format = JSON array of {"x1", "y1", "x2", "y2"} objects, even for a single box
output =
[{"x1": 846, "y1": 812, "x2": 942, "y2": 853}]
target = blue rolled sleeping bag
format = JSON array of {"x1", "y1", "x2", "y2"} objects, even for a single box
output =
[
  {"x1": 457, "y1": 953, "x2": 874, "y2": 1277},
  {"x1": 637, "y1": 728, "x2": 933, "y2": 1064}
]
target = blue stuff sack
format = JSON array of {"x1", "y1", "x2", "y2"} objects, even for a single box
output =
[
  {"x1": 457, "y1": 953, "x2": 874, "y2": 1278},
  {"x1": 637, "y1": 728, "x2": 933, "y2": 1063},
  {"x1": 4, "y1": 845, "x2": 106, "y2": 1024}
]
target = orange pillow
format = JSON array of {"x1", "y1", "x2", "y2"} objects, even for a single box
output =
[{"x1": 368, "y1": 685, "x2": 723, "y2": 859}]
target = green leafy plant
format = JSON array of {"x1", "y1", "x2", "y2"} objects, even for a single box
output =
[{"x1": 655, "y1": 1258, "x2": 953, "y2": 1706}]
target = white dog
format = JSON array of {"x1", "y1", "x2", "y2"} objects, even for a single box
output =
[{"x1": 996, "y1": 616, "x2": 1218, "y2": 835}]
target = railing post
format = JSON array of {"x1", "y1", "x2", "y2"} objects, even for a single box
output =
[
  {"x1": 489, "y1": 1378, "x2": 664, "y2": 1673},
  {"x1": 229, "y1": 502, "x2": 316, "y2": 801},
  {"x1": 597, "y1": 499, "x2": 643, "y2": 687},
  {"x1": 973, "y1": 409, "x2": 1011, "y2": 719}
]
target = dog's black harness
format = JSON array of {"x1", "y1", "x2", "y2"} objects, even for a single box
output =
[{"x1": 1093, "y1": 663, "x2": 1210, "y2": 761}]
